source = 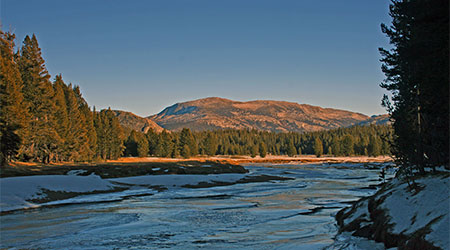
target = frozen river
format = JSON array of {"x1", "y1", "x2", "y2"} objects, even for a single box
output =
[{"x1": 0, "y1": 163, "x2": 393, "y2": 249}]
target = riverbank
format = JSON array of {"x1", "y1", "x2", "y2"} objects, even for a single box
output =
[
  {"x1": 1, "y1": 155, "x2": 392, "y2": 178},
  {"x1": 1, "y1": 159, "x2": 247, "y2": 178},
  {"x1": 329, "y1": 171, "x2": 450, "y2": 250}
]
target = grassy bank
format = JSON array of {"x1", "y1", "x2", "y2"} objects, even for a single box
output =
[
  {"x1": 1, "y1": 160, "x2": 247, "y2": 178},
  {"x1": 1, "y1": 155, "x2": 392, "y2": 178}
]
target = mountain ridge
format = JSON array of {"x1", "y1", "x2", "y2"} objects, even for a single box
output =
[{"x1": 147, "y1": 97, "x2": 386, "y2": 133}]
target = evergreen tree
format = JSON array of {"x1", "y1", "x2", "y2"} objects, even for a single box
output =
[
  {"x1": 52, "y1": 75, "x2": 69, "y2": 161},
  {"x1": 124, "y1": 130, "x2": 148, "y2": 157},
  {"x1": 380, "y1": 0, "x2": 449, "y2": 170},
  {"x1": 259, "y1": 142, "x2": 267, "y2": 158},
  {"x1": 287, "y1": 139, "x2": 297, "y2": 157},
  {"x1": 368, "y1": 134, "x2": 381, "y2": 157},
  {"x1": 73, "y1": 86, "x2": 96, "y2": 161},
  {"x1": 0, "y1": 31, "x2": 28, "y2": 164},
  {"x1": 64, "y1": 84, "x2": 89, "y2": 161},
  {"x1": 94, "y1": 109, "x2": 124, "y2": 160},
  {"x1": 250, "y1": 144, "x2": 258, "y2": 158},
  {"x1": 146, "y1": 128, "x2": 159, "y2": 156},
  {"x1": 124, "y1": 130, "x2": 139, "y2": 157},
  {"x1": 331, "y1": 136, "x2": 341, "y2": 156},
  {"x1": 342, "y1": 135, "x2": 354, "y2": 156},
  {"x1": 203, "y1": 132, "x2": 218, "y2": 156},
  {"x1": 314, "y1": 137, "x2": 323, "y2": 157},
  {"x1": 17, "y1": 34, "x2": 60, "y2": 163},
  {"x1": 180, "y1": 144, "x2": 191, "y2": 159},
  {"x1": 179, "y1": 128, "x2": 197, "y2": 158}
]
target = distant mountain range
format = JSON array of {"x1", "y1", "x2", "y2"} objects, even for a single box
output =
[{"x1": 114, "y1": 97, "x2": 389, "y2": 133}]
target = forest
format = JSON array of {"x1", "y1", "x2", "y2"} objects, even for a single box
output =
[
  {"x1": 126, "y1": 125, "x2": 391, "y2": 159},
  {"x1": 0, "y1": 32, "x2": 124, "y2": 164}
]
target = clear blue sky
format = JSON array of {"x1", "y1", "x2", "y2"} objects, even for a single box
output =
[{"x1": 1, "y1": 0, "x2": 391, "y2": 117}]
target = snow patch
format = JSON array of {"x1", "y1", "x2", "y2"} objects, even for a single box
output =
[
  {"x1": 0, "y1": 174, "x2": 116, "y2": 212},
  {"x1": 343, "y1": 199, "x2": 370, "y2": 225},
  {"x1": 335, "y1": 174, "x2": 449, "y2": 249},
  {"x1": 381, "y1": 176, "x2": 449, "y2": 248},
  {"x1": 0, "y1": 173, "x2": 248, "y2": 212}
]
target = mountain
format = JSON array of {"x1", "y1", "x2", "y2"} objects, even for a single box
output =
[
  {"x1": 148, "y1": 97, "x2": 373, "y2": 133},
  {"x1": 113, "y1": 110, "x2": 165, "y2": 133},
  {"x1": 357, "y1": 114, "x2": 390, "y2": 126}
]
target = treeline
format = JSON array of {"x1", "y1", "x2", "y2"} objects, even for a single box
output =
[
  {"x1": 124, "y1": 124, "x2": 392, "y2": 158},
  {"x1": 0, "y1": 32, "x2": 124, "y2": 165}
]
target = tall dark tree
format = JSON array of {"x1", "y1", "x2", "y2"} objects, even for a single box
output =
[{"x1": 380, "y1": 0, "x2": 449, "y2": 171}]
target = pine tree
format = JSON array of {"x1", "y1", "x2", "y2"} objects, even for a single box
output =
[
  {"x1": 342, "y1": 135, "x2": 354, "y2": 156},
  {"x1": 203, "y1": 132, "x2": 218, "y2": 156},
  {"x1": 146, "y1": 128, "x2": 159, "y2": 156},
  {"x1": 368, "y1": 135, "x2": 381, "y2": 157},
  {"x1": 124, "y1": 130, "x2": 139, "y2": 157},
  {"x1": 0, "y1": 31, "x2": 29, "y2": 163},
  {"x1": 181, "y1": 144, "x2": 191, "y2": 158},
  {"x1": 93, "y1": 109, "x2": 124, "y2": 160},
  {"x1": 287, "y1": 139, "x2": 297, "y2": 157},
  {"x1": 64, "y1": 84, "x2": 88, "y2": 161},
  {"x1": 250, "y1": 144, "x2": 258, "y2": 158},
  {"x1": 331, "y1": 136, "x2": 341, "y2": 156},
  {"x1": 17, "y1": 34, "x2": 60, "y2": 163},
  {"x1": 73, "y1": 86, "x2": 96, "y2": 161},
  {"x1": 259, "y1": 142, "x2": 267, "y2": 158},
  {"x1": 380, "y1": 0, "x2": 449, "y2": 170},
  {"x1": 179, "y1": 128, "x2": 197, "y2": 158},
  {"x1": 314, "y1": 137, "x2": 323, "y2": 157},
  {"x1": 52, "y1": 76, "x2": 69, "y2": 161}
]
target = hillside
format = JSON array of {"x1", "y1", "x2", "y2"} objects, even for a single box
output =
[
  {"x1": 113, "y1": 110, "x2": 164, "y2": 133},
  {"x1": 148, "y1": 97, "x2": 373, "y2": 132}
]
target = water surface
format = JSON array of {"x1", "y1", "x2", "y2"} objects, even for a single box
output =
[{"x1": 0, "y1": 163, "x2": 392, "y2": 249}]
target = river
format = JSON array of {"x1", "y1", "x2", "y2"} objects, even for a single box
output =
[{"x1": 0, "y1": 163, "x2": 393, "y2": 249}]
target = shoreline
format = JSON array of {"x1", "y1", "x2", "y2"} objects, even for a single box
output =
[{"x1": 2, "y1": 155, "x2": 392, "y2": 178}]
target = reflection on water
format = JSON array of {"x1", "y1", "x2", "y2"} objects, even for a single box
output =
[{"x1": 0, "y1": 163, "x2": 393, "y2": 249}]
